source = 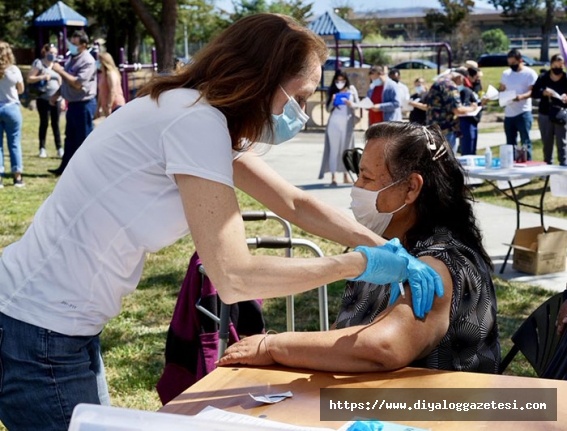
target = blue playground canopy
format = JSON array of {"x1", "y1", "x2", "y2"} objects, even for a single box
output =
[
  {"x1": 307, "y1": 10, "x2": 362, "y2": 41},
  {"x1": 34, "y1": 1, "x2": 87, "y2": 27}
]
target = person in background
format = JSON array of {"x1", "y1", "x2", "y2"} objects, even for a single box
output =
[
  {"x1": 532, "y1": 53, "x2": 567, "y2": 166},
  {"x1": 367, "y1": 65, "x2": 384, "y2": 126},
  {"x1": 388, "y1": 67, "x2": 410, "y2": 116},
  {"x1": 408, "y1": 77, "x2": 428, "y2": 125},
  {"x1": 48, "y1": 30, "x2": 97, "y2": 176},
  {"x1": 319, "y1": 69, "x2": 359, "y2": 185},
  {"x1": 220, "y1": 122, "x2": 499, "y2": 375},
  {"x1": 27, "y1": 43, "x2": 63, "y2": 159},
  {"x1": 95, "y1": 52, "x2": 125, "y2": 118},
  {"x1": 499, "y1": 49, "x2": 538, "y2": 161},
  {"x1": 458, "y1": 71, "x2": 482, "y2": 156},
  {"x1": 0, "y1": 41, "x2": 24, "y2": 188},
  {"x1": 467, "y1": 67, "x2": 483, "y2": 96},
  {"x1": 0, "y1": 15, "x2": 443, "y2": 431},
  {"x1": 425, "y1": 68, "x2": 477, "y2": 153},
  {"x1": 366, "y1": 65, "x2": 401, "y2": 122}
]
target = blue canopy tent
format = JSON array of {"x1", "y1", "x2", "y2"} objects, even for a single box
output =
[
  {"x1": 307, "y1": 10, "x2": 363, "y2": 69},
  {"x1": 34, "y1": 1, "x2": 87, "y2": 57}
]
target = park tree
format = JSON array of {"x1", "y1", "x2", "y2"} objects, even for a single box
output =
[
  {"x1": 424, "y1": 0, "x2": 475, "y2": 38},
  {"x1": 129, "y1": 0, "x2": 178, "y2": 71},
  {"x1": 230, "y1": 0, "x2": 314, "y2": 24},
  {"x1": 488, "y1": 0, "x2": 559, "y2": 62},
  {"x1": 481, "y1": 28, "x2": 510, "y2": 52}
]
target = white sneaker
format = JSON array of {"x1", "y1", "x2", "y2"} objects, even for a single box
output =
[
  {"x1": 57, "y1": 148, "x2": 64, "y2": 158},
  {"x1": 39, "y1": 148, "x2": 47, "y2": 158}
]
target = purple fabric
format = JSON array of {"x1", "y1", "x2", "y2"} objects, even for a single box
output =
[{"x1": 156, "y1": 252, "x2": 254, "y2": 405}]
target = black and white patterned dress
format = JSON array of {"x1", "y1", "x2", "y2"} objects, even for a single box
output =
[{"x1": 335, "y1": 228, "x2": 500, "y2": 374}]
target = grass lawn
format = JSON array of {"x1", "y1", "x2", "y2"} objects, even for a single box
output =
[{"x1": 0, "y1": 105, "x2": 559, "y2": 429}]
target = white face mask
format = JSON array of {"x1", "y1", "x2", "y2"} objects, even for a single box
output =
[
  {"x1": 335, "y1": 81, "x2": 346, "y2": 90},
  {"x1": 350, "y1": 180, "x2": 407, "y2": 235}
]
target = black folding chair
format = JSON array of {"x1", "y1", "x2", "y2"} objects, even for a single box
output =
[
  {"x1": 342, "y1": 147, "x2": 364, "y2": 183},
  {"x1": 499, "y1": 289, "x2": 567, "y2": 379}
]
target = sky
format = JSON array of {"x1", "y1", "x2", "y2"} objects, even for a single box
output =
[{"x1": 215, "y1": 0, "x2": 497, "y2": 15}]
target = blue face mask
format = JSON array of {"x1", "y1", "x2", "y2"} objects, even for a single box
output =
[
  {"x1": 96, "y1": 60, "x2": 101, "y2": 70},
  {"x1": 68, "y1": 43, "x2": 79, "y2": 56},
  {"x1": 372, "y1": 78, "x2": 383, "y2": 87},
  {"x1": 457, "y1": 84, "x2": 465, "y2": 91},
  {"x1": 266, "y1": 86, "x2": 309, "y2": 145},
  {"x1": 46, "y1": 53, "x2": 55, "y2": 62}
]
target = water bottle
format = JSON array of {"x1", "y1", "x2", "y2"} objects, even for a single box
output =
[{"x1": 485, "y1": 146, "x2": 492, "y2": 169}]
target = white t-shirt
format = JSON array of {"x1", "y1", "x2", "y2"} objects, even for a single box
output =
[
  {"x1": 0, "y1": 65, "x2": 23, "y2": 106},
  {"x1": 0, "y1": 89, "x2": 239, "y2": 335},
  {"x1": 500, "y1": 66, "x2": 538, "y2": 117}
]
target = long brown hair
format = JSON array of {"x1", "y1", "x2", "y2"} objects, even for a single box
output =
[
  {"x1": 0, "y1": 41, "x2": 15, "y2": 79},
  {"x1": 99, "y1": 52, "x2": 120, "y2": 75},
  {"x1": 138, "y1": 14, "x2": 327, "y2": 150}
]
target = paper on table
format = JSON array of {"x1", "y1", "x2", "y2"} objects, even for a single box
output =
[
  {"x1": 249, "y1": 391, "x2": 293, "y2": 404},
  {"x1": 499, "y1": 90, "x2": 516, "y2": 107},
  {"x1": 196, "y1": 406, "x2": 335, "y2": 431},
  {"x1": 484, "y1": 84, "x2": 499, "y2": 100},
  {"x1": 351, "y1": 97, "x2": 374, "y2": 109},
  {"x1": 545, "y1": 87, "x2": 564, "y2": 100},
  {"x1": 458, "y1": 106, "x2": 482, "y2": 117}
]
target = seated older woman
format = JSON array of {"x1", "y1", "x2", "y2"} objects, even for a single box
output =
[{"x1": 219, "y1": 121, "x2": 500, "y2": 374}]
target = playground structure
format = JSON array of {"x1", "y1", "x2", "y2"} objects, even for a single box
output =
[
  {"x1": 34, "y1": 1, "x2": 87, "y2": 58},
  {"x1": 118, "y1": 47, "x2": 158, "y2": 102}
]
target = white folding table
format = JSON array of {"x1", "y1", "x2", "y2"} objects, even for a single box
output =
[{"x1": 466, "y1": 164, "x2": 567, "y2": 273}]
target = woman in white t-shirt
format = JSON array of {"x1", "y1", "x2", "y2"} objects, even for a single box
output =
[
  {"x1": 0, "y1": 15, "x2": 443, "y2": 431},
  {"x1": 0, "y1": 41, "x2": 24, "y2": 187}
]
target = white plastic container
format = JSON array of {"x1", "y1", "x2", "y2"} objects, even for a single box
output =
[
  {"x1": 485, "y1": 146, "x2": 492, "y2": 169},
  {"x1": 499, "y1": 145, "x2": 514, "y2": 169}
]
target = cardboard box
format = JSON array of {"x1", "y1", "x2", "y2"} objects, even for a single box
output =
[{"x1": 508, "y1": 226, "x2": 567, "y2": 275}]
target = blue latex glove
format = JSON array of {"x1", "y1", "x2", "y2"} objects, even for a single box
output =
[
  {"x1": 384, "y1": 238, "x2": 444, "y2": 318},
  {"x1": 348, "y1": 245, "x2": 408, "y2": 288},
  {"x1": 347, "y1": 421, "x2": 383, "y2": 431}
]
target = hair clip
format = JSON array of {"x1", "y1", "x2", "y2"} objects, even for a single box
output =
[{"x1": 423, "y1": 127, "x2": 447, "y2": 161}]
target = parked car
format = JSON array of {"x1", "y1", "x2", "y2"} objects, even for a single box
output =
[
  {"x1": 323, "y1": 56, "x2": 371, "y2": 70},
  {"x1": 392, "y1": 59, "x2": 439, "y2": 70},
  {"x1": 477, "y1": 53, "x2": 549, "y2": 67}
]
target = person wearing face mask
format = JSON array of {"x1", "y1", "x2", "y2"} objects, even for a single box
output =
[
  {"x1": 27, "y1": 43, "x2": 63, "y2": 159},
  {"x1": 47, "y1": 29, "x2": 97, "y2": 176},
  {"x1": 0, "y1": 16, "x2": 444, "y2": 431},
  {"x1": 408, "y1": 77, "x2": 428, "y2": 125},
  {"x1": 220, "y1": 121, "x2": 499, "y2": 376},
  {"x1": 366, "y1": 65, "x2": 402, "y2": 124},
  {"x1": 95, "y1": 52, "x2": 125, "y2": 119},
  {"x1": 319, "y1": 69, "x2": 359, "y2": 185},
  {"x1": 531, "y1": 54, "x2": 567, "y2": 165},
  {"x1": 424, "y1": 68, "x2": 478, "y2": 153},
  {"x1": 457, "y1": 67, "x2": 482, "y2": 155},
  {"x1": 499, "y1": 49, "x2": 538, "y2": 160}
]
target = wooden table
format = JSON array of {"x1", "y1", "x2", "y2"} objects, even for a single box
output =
[
  {"x1": 160, "y1": 365, "x2": 567, "y2": 430},
  {"x1": 467, "y1": 164, "x2": 567, "y2": 273}
]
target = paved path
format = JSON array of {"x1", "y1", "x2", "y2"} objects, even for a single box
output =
[{"x1": 260, "y1": 130, "x2": 567, "y2": 293}]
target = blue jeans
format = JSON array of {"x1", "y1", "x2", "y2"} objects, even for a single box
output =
[
  {"x1": 445, "y1": 131, "x2": 457, "y2": 153},
  {"x1": 459, "y1": 118, "x2": 478, "y2": 155},
  {"x1": 0, "y1": 312, "x2": 110, "y2": 431},
  {"x1": 0, "y1": 103, "x2": 23, "y2": 174},
  {"x1": 504, "y1": 111, "x2": 533, "y2": 161},
  {"x1": 59, "y1": 98, "x2": 96, "y2": 172}
]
